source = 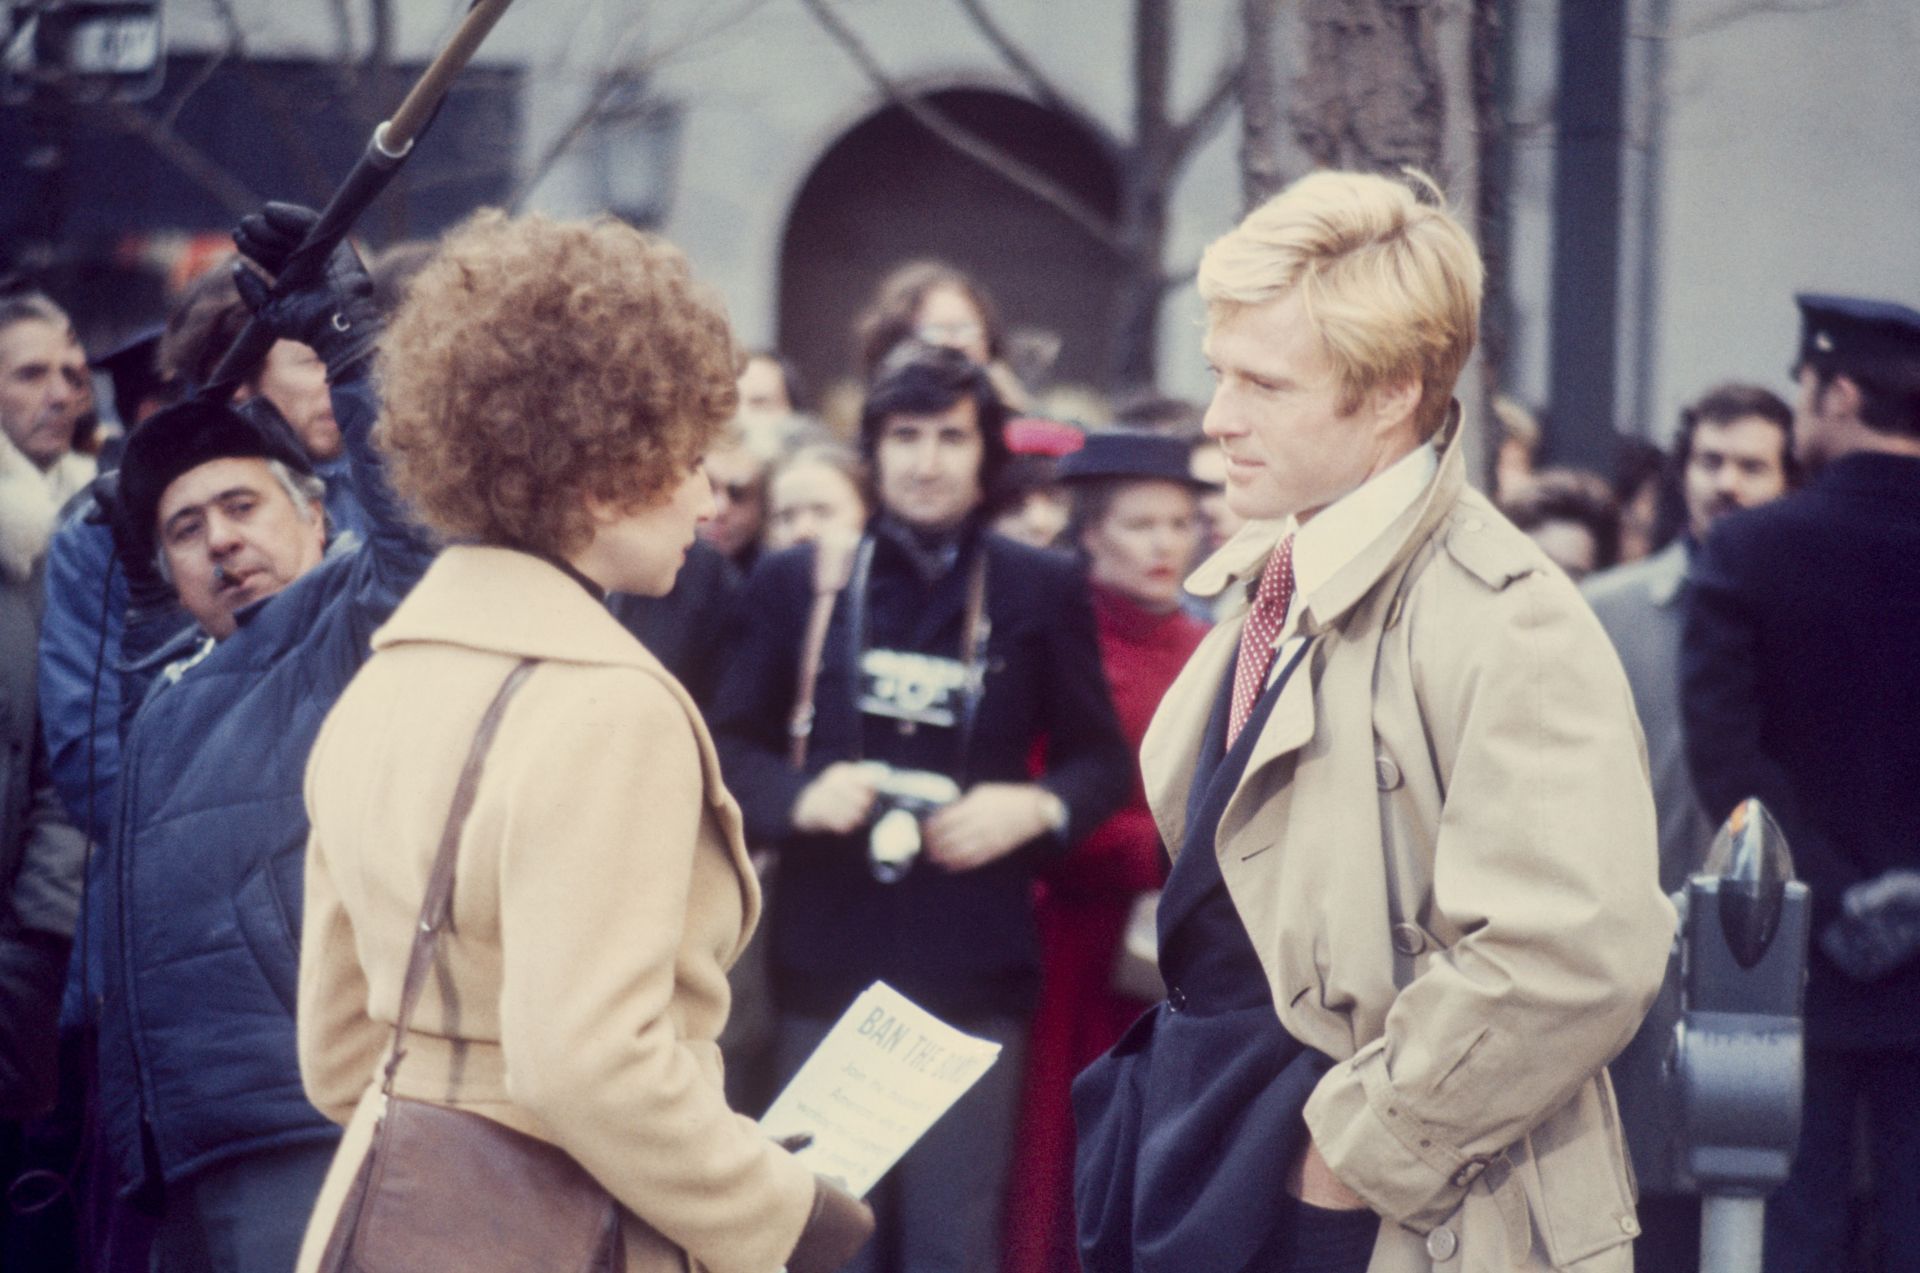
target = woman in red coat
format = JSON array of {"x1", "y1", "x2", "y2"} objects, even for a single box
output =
[{"x1": 1006, "y1": 431, "x2": 1211, "y2": 1273}]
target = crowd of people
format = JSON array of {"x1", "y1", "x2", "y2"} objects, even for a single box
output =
[{"x1": 0, "y1": 163, "x2": 1916, "y2": 1273}]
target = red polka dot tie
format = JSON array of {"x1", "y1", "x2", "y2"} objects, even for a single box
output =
[{"x1": 1227, "y1": 535, "x2": 1296, "y2": 750}]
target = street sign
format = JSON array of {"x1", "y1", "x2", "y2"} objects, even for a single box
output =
[{"x1": 3, "y1": 1, "x2": 163, "y2": 105}]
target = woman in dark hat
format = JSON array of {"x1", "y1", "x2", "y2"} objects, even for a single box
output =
[{"x1": 1004, "y1": 429, "x2": 1211, "y2": 1273}]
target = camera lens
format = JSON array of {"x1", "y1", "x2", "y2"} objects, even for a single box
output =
[{"x1": 870, "y1": 807, "x2": 922, "y2": 883}]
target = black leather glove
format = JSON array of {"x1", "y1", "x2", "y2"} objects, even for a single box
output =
[
  {"x1": 87, "y1": 470, "x2": 175, "y2": 614},
  {"x1": 785, "y1": 1175, "x2": 875, "y2": 1273},
  {"x1": 231, "y1": 201, "x2": 380, "y2": 382},
  {"x1": 1819, "y1": 869, "x2": 1920, "y2": 981}
]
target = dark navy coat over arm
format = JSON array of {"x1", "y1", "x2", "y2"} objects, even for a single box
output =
[
  {"x1": 1680, "y1": 523, "x2": 1851, "y2": 911},
  {"x1": 1680, "y1": 452, "x2": 1920, "y2": 1049}
]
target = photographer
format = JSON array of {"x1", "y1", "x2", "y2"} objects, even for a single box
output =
[{"x1": 711, "y1": 343, "x2": 1129, "y2": 1273}]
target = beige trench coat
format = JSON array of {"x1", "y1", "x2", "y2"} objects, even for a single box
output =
[
  {"x1": 1140, "y1": 420, "x2": 1676, "y2": 1273},
  {"x1": 295, "y1": 546, "x2": 816, "y2": 1273}
]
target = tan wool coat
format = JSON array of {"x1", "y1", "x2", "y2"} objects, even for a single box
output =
[
  {"x1": 295, "y1": 546, "x2": 816, "y2": 1273},
  {"x1": 1140, "y1": 419, "x2": 1676, "y2": 1273}
]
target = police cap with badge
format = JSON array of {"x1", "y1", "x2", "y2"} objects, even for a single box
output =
[{"x1": 1796, "y1": 292, "x2": 1920, "y2": 382}]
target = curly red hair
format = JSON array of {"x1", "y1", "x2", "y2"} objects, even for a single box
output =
[{"x1": 377, "y1": 210, "x2": 737, "y2": 556}]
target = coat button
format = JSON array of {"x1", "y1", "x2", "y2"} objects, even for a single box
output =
[
  {"x1": 1392, "y1": 923, "x2": 1427, "y2": 957},
  {"x1": 1426, "y1": 1225, "x2": 1458, "y2": 1261},
  {"x1": 1618, "y1": 1215, "x2": 1639, "y2": 1235},
  {"x1": 1167, "y1": 987, "x2": 1187, "y2": 1013},
  {"x1": 1374, "y1": 754, "x2": 1403, "y2": 790}
]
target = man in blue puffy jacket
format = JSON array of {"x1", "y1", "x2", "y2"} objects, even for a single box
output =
[
  {"x1": 38, "y1": 260, "x2": 375, "y2": 848},
  {"x1": 85, "y1": 204, "x2": 435, "y2": 1273}
]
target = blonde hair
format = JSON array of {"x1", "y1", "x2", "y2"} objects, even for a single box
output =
[{"x1": 1198, "y1": 169, "x2": 1482, "y2": 438}]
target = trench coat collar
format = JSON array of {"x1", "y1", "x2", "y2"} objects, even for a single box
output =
[
  {"x1": 1184, "y1": 401, "x2": 1469, "y2": 637},
  {"x1": 1145, "y1": 404, "x2": 1469, "y2": 857},
  {"x1": 374, "y1": 544, "x2": 659, "y2": 669}
]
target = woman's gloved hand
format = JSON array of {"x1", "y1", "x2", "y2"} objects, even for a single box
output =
[{"x1": 784, "y1": 1174, "x2": 874, "y2": 1273}]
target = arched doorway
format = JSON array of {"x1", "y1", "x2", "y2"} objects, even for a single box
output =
[{"x1": 778, "y1": 87, "x2": 1125, "y2": 418}]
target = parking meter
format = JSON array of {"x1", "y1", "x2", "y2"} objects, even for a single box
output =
[{"x1": 1673, "y1": 798, "x2": 1810, "y2": 1273}]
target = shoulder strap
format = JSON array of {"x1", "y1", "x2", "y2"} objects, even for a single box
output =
[
  {"x1": 788, "y1": 535, "x2": 864, "y2": 769},
  {"x1": 380, "y1": 658, "x2": 539, "y2": 1097}
]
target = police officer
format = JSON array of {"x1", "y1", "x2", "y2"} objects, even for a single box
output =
[
  {"x1": 711, "y1": 342, "x2": 1129, "y2": 1273},
  {"x1": 1683, "y1": 294, "x2": 1920, "y2": 1273}
]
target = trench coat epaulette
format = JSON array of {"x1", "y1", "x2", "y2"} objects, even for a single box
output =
[{"x1": 1441, "y1": 503, "x2": 1538, "y2": 592}]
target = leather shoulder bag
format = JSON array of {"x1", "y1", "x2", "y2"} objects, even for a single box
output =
[{"x1": 320, "y1": 658, "x2": 625, "y2": 1273}]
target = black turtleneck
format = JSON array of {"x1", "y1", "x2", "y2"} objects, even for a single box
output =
[
  {"x1": 524, "y1": 548, "x2": 608, "y2": 604},
  {"x1": 871, "y1": 511, "x2": 977, "y2": 585}
]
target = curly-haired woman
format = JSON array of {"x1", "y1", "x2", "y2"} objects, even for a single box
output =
[{"x1": 293, "y1": 210, "x2": 872, "y2": 1273}]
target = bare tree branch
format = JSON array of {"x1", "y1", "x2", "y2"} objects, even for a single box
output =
[
  {"x1": 1158, "y1": 262, "x2": 1197, "y2": 295},
  {"x1": 109, "y1": 0, "x2": 330, "y2": 214},
  {"x1": 158, "y1": 0, "x2": 247, "y2": 131},
  {"x1": 356, "y1": 0, "x2": 411, "y2": 239},
  {"x1": 366, "y1": 0, "x2": 395, "y2": 75},
  {"x1": 327, "y1": 0, "x2": 357, "y2": 69},
  {"x1": 158, "y1": 42, "x2": 233, "y2": 133},
  {"x1": 950, "y1": 0, "x2": 1084, "y2": 120},
  {"x1": 509, "y1": 0, "x2": 776, "y2": 211},
  {"x1": 798, "y1": 0, "x2": 1131, "y2": 260},
  {"x1": 203, "y1": 0, "x2": 335, "y2": 204},
  {"x1": 508, "y1": 72, "x2": 630, "y2": 211},
  {"x1": 99, "y1": 100, "x2": 261, "y2": 217},
  {"x1": 1133, "y1": 0, "x2": 1172, "y2": 155},
  {"x1": 1164, "y1": 50, "x2": 1242, "y2": 181},
  {"x1": 1237, "y1": 0, "x2": 1286, "y2": 209},
  {"x1": 1634, "y1": 0, "x2": 1852, "y2": 39}
]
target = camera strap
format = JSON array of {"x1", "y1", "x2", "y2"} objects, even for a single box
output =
[
  {"x1": 841, "y1": 531, "x2": 991, "y2": 777},
  {"x1": 787, "y1": 533, "x2": 861, "y2": 769}
]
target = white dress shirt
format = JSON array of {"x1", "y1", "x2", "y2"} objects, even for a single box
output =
[{"x1": 1266, "y1": 442, "x2": 1438, "y2": 682}]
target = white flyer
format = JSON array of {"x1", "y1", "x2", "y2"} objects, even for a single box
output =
[{"x1": 759, "y1": 981, "x2": 1002, "y2": 1198}]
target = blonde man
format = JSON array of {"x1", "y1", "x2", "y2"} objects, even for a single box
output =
[{"x1": 1070, "y1": 170, "x2": 1674, "y2": 1273}]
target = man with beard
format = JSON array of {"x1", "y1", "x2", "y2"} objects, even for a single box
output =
[{"x1": 1589, "y1": 384, "x2": 1795, "y2": 892}]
